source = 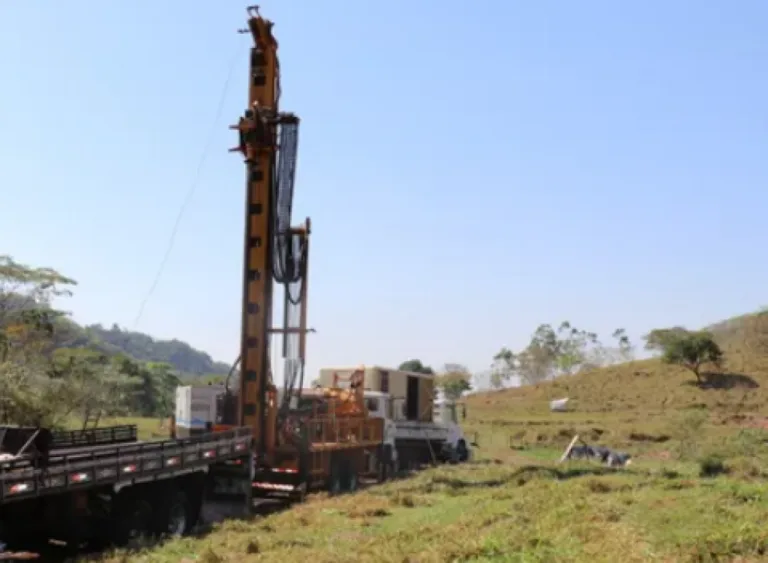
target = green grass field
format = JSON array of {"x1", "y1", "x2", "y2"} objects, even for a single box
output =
[{"x1": 95, "y1": 311, "x2": 768, "y2": 562}]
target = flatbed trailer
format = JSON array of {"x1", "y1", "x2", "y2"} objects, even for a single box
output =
[{"x1": 0, "y1": 426, "x2": 253, "y2": 553}]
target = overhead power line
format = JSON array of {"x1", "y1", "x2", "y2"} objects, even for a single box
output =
[{"x1": 132, "y1": 41, "x2": 245, "y2": 330}]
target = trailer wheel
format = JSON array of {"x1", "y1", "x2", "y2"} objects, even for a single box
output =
[
  {"x1": 292, "y1": 481, "x2": 308, "y2": 504},
  {"x1": 335, "y1": 455, "x2": 361, "y2": 493},
  {"x1": 161, "y1": 491, "x2": 192, "y2": 537},
  {"x1": 112, "y1": 494, "x2": 154, "y2": 547},
  {"x1": 328, "y1": 457, "x2": 342, "y2": 496},
  {"x1": 377, "y1": 454, "x2": 387, "y2": 483},
  {"x1": 346, "y1": 466, "x2": 359, "y2": 493},
  {"x1": 378, "y1": 445, "x2": 393, "y2": 482},
  {"x1": 456, "y1": 440, "x2": 469, "y2": 463},
  {"x1": 389, "y1": 454, "x2": 400, "y2": 479}
]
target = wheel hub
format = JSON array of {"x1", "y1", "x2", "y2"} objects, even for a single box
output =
[{"x1": 167, "y1": 503, "x2": 188, "y2": 536}]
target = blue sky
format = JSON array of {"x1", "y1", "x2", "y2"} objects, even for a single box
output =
[{"x1": 1, "y1": 1, "x2": 767, "y2": 385}]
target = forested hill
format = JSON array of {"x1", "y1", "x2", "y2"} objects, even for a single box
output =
[
  {"x1": 50, "y1": 319, "x2": 231, "y2": 378},
  {"x1": 82, "y1": 324, "x2": 231, "y2": 376}
]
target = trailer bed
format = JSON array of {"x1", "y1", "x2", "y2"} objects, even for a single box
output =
[{"x1": 0, "y1": 427, "x2": 252, "y2": 504}]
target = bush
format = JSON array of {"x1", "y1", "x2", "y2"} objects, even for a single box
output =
[
  {"x1": 672, "y1": 410, "x2": 708, "y2": 460},
  {"x1": 699, "y1": 454, "x2": 727, "y2": 477}
]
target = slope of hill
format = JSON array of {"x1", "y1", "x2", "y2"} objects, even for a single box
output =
[
  {"x1": 97, "y1": 310, "x2": 768, "y2": 563},
  {"x1": 51, "y1": 319, "x2": 230, "y2": 378},
  {"x1": 469, "y1": 309, "x2": 768, "y2": 418},
  {"x1": 85, "y1": 324, "x2": 231, "y2": 376}
]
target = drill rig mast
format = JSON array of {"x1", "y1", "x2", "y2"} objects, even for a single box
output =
[
  {"x1": 228, "y1": 6, "x2": 309, "y2": 462},
  {"x1": 173, "y1": 7, "x2": 388, "y2": 499}
]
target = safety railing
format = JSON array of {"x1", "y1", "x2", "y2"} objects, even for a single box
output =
[
  {"x1": 0, "y1": 426, "x2": 253, "y2": 504},
  {"x1": 51, "y1": 425, "x2": 138, "y2": 450},
  {"x1": 304, "y1": 415, "x2": 383, "y2": 447}
]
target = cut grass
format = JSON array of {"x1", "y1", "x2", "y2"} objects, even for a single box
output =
[{"x1": 94, "y1": 310, "x2": 768, "y2": 561}]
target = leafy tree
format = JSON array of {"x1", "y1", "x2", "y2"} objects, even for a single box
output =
[
  {"x1": 492, "y1": 322, "x2": 633, "y2": 387},
  {"x1": 588, "y1": 328, "x2": 635, "y2": 366},
  {"x1": 612, "y1": 328, "x2": 634, "y2": 362},
  {"x1": 0, "y1": 256, "x2": 179, "y2": 426},
  {"x1": 492, "y1": 322, "x2": 596, "y2": 386},
  {"x1": 644, "y1": 326, "x2": 688, "y2": 352},
  {"x1": 0, "y1": 256, "x2": 78, "y2": 426},
  {"x1": 398, "y1": 359, "x2": 434, "y2": 374},
  {"x1": 51, "y1": 349, "x2": 141, "y2": 429},
  {"x1": 645, "y1": 328, "x2": 723, "y2": 383},
  {"x1": 123, "y1": 359, "x2": 180, "y2": 418},
  {"x1": 436, "y1": 364, "x2": 472, "y2": 401}
]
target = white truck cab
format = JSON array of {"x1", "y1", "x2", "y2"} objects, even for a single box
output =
[{"x1": 363, "y1": 390, "x2": 471, "y2": 467}]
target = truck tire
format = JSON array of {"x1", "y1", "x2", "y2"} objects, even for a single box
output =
[
  {"x1": 456, "y1": 440, "x2": 469, "y2": 463},
  {"x1": 377, "y1": 453, "x2": 387, "y2": 483},
  {"x1": 338, "y1": 457, "x2": 355, "y2": 493},
  {"x1": 345, "y1": 463, "x2": 359, "y2": 493},
  {"x1": 291, "y1": 481, "x2": 308, "y2": 504},
  {"x1": 158, "y1": 491, "x2": 192, "y2": 537},
  {"x1": 328, "y1": 457, "x2": 342, "y2": 496},
  {"x1": 378, "y1": 445, "x2": 393, "y2": 483},
  {"x1": 112, "y1": 493, "x2": 154, "y2": 547},
  {"x1": 0, "y1": 520, "x2": 8, "y2": 553}
]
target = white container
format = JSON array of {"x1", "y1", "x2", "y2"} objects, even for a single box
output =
[
  {"x1": 549, "y1": 398, "x2": 570, "y2": 412},
  {"x1": 175, "y1": 385, "x2": 226, "y2": 431}
]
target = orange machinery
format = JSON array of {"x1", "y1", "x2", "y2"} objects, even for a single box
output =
[{"x1": 222, "y1": 7, "x2": 382, "y2": 499}]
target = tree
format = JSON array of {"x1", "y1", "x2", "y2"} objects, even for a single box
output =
[
  {"x1": 51, "y1": 349, "x2": 141, "y2": 429},
  {"x1": 436, "y1": 364, "x2": 472, "y2": 401},
  {"x1": 644, "y1": 326, "x2": 688, "y2": 352},
  {"x1": 0, "y1": 256, "x2": 164, "y2": 427},
  {"x1": 398, "y1": 359, "x2": 434, "y2": 374},
  {"x1": 492, "y1": 321, "x2": 602, "y2": 386},
  {"x1": 646, "y1": 328, "x2": 723, "y2": 383},
  {"x1": 490, "y1": 347, "x2": 516, "y2": 389},
  {"x1": 611, "y1": 328, "x2": 634, "y2": 362},
  {"x1": 125, "y1": 360, "x2": 180, "y2": 418},
  {"x1": 588, "y1": 328, "x2": 635, "y2": 366},
  {"x1": 0, "y1": 256, "x2": 78, "y2": 426},
  {"x1": 85, "y1": 324, "x2": 231, "y2": 376},
  {"x1": 492, "y1": 322, "x2": 635, "y2": 387}
]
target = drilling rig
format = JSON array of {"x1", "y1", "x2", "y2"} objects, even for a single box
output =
[{"x1": 174, "y1": 6, "x2": 387, "y2": 499}]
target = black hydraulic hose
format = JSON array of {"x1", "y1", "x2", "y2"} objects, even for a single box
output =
[{"x1": 224, "y1": 355, "x2": 241, "y2": 395}]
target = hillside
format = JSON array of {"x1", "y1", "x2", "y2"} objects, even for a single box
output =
[
  {"x1": 461, "y1": 309, "x2": 768, "y2": 455},
  {"x1": 93, "y1": 309, "x2": 768, "y2": 563},
  {"x1": 53, "y1": 319, "x2": 230, "y2": 378},
  {"x1": 470, "y1": 309, "x2": 768, "y2": 414},
  {"x1": 85, "y1": 324, "x2": 231, "y2": 376}
]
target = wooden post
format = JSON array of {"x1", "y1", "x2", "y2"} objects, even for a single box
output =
[{"x1": 559, "y1": 434, "x2": 580, "y2": 464}]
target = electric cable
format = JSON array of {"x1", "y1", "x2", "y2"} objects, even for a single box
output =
[{"x1": 132, "y1": 41, "x2": 245, "y2": 329}]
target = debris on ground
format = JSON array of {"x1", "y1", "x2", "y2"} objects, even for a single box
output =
[{"x1": 559, "y1": 434, "x2": 632, "y2": 467}]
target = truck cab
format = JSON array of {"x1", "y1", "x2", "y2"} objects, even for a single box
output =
[{"x1": 363, "y1": 389, "x2": 471, "y2": 467}]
